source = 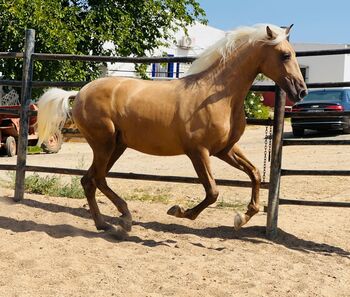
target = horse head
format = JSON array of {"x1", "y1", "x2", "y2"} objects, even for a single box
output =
[{"x1": 258, "y1": 25, "x2": 308, "y2": 102}]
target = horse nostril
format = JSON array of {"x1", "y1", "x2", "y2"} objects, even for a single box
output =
[{"x1": 299, "y1": 89, "x2": 308, "y2": 99}]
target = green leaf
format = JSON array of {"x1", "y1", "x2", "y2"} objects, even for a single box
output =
[{"x1": 0, "y1": 0, "x2": 206, "y2": 98}]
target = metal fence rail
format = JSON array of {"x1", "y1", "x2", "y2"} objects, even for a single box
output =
[
  {"x1": 1, "y1": 164, "x2": 270, "y2": 189},
  {"x1": 283, "y1": 139, "x2": 350, "y2": 146}
]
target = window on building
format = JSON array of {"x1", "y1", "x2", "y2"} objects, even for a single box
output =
[
  {"x1": 151, "y1": 54, "x2": 180, "y2": 79},
  {"x1": 300, "y1": 66, "x2": 309, "y2": 82}
]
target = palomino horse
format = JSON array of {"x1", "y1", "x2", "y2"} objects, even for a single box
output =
[{"x1": 37, "y1": 24, "x2": 307, "y2": 238}]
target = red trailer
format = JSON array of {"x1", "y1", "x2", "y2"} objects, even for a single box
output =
[{"x1": 0, "y1": 104, "x2": 62, "y2": 157}]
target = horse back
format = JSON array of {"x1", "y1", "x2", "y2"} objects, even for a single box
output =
[{"x1": 73, "y1": 77, "x2": 188, "y2": 155}]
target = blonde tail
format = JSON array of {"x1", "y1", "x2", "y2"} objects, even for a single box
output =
[{"x1": 36, "y1": 88, "x2": 78, "y2": 146}]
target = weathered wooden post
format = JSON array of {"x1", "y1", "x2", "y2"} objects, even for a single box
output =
[
  {"x1": 266, "y1": 85, "x2": 287, "y2": 238},
  {"x1": 14, "y1": 29, "x2": 35, "y2": 202}
]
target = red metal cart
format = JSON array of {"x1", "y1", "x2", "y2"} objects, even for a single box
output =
[{"x1": 0, "y1": 104, "x2": 62, "y2": 157}]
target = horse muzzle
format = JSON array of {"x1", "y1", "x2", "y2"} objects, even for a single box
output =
[
  {"x1": 282, "y1": 78, "x2": 308, "y2": 103},
  {"x1": 298, "y1": 88, "x2": 308, "y2": 100}
]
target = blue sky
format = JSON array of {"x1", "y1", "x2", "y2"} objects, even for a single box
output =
[{"x1": 197, "y1": 0, "x2": 350, "y2": 44}]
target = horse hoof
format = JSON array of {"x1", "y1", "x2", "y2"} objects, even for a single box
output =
[
  {"x1": 167, "y1": 205, "x2": 185, "y2": 218},
  {"x1": 96, "y1": 222, "x2": 114, "y2": 231},
  {"x1": 119, "y1": 216, "x2": 133, "y2": 232},
  {"x1": 105, "y1": 225, "x2": 128, "y2": 240},
  {"x1": 234, "y1": 212, "x2": 246, "y2": 230}
]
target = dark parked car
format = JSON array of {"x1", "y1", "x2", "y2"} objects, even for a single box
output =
[{"x1": 290, "y1": 89, "x2": 350, "y2": 137}]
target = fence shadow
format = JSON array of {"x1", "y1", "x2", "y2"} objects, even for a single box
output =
[
  {"x1": 6, "y1": 197, "x2": 118, "y2": 223},
  {"x1": 0, "y1": 196, "x2": 178, "y2": 247},
  {"x1": 0, "y1": 215, "x2": 178, "y2": 248}
]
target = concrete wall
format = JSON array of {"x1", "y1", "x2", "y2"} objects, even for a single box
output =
[
  {"x1": 294, "y1": 43, "x2": 348, "y2": 83},
  {"x1": 343, "y1": 46, "x2": 350, "y2": 82}
]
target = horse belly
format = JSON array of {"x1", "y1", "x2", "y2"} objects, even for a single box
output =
[{"x1": 120, "y1": 124, "x2": 184, "y2": 156}]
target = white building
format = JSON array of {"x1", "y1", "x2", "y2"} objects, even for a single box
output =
[
  {"x1": 104, "y1": 22, "x2": 225, "y2": 78},
  {"x1": 294, "y1": 43, "x2": 350, "y2": 84},
  {"x1": 104, "y1": 23, "x2": 350, "y2": 86}
]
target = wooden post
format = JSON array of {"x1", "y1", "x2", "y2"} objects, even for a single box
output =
[
  {"x1": 266, "y1": 85, "x2": 286, "y2": 238},
  {"x1": 14, "y1": 29, "x2": 35, "y2": 202}
]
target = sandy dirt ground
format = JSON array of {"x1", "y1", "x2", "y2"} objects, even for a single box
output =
[{"x1": 0, "y1": 124, "x2": 349, "y2": 297}]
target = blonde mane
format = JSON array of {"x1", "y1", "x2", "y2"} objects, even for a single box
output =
[{"x1": 185, "y1": 24, "x2": 289, "y2": 76}]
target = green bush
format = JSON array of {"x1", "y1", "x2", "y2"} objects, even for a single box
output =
[
  {"x1": 244, "y1": 92, "x2": 271, "y2": 119},
  {"x1": 24, "y1": 174, "x2": 85, "y2": 199}
]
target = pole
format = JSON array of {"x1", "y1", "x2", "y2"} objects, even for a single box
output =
[
  {"x1": 266, "y1": 86, "x2": 286, "y2": 238},
  {"x1": 14, "y1": 29, "x2": 35, "y2": 202}
]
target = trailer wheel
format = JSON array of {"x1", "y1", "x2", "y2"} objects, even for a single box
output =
[
  {"x1": 5, "y1": 136, "x2": 16, "y2": 157},
  {"x1": 41, "y1": 132, "x2": 63, "y2": 153}
]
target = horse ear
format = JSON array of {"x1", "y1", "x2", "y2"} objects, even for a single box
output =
[
  {"x1": 285, "y1": 24, "x2": 294, "y2": 35},
  {"x1": 266, "y1": 26, "x2": 277, "y2": 40}
]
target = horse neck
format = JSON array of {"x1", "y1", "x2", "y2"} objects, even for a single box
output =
[{"x1": 206, "y1": 43, "x2": 262, "y2": 106}]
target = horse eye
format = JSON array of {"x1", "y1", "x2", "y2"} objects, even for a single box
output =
[{"x1": 282, "y1": 52, "x2": 291, "y2": 61}]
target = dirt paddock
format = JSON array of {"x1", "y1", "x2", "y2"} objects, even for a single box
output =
[{"x1": 0, "y1": 125, "x2": 349, "y2": 297}]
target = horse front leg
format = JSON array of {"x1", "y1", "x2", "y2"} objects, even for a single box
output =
[
  {"x1": 167, "y1": 149, "x2": 219, "y2": 220},
  {"x1": 216, "y1": 144, "x2": 261, "y2": 230}
]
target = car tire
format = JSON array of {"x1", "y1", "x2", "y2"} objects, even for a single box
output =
[
  {"x1": 343, "y1": 117, "x2": 350, "y2": 134},
  {"x1": 343, "y1": 128, "x2": 350, "y2": 134},
  {"x1": 292, "y1": 127, "x2": 304, "y2": 137}
]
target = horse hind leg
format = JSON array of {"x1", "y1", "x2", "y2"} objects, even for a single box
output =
[
  {"x1": 80, "y1": 138, "x2": 109, "y2": 231},
  {"x1": 216, "y1": 144, "x2": 261, "y2": 230},
  {"x1": 81, "y1": 131, "x2": 131, "y2": 237},
  {"x1": 98, "y1": 138, "x2": 132, "y2": 232},
  {"x1": 81, "y1": 168, "x2": 107, "y2": 230}
]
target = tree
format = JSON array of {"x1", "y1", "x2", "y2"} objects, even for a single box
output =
[{"x1": 0, "y1": 0, "x2": 206, "y2": 94}]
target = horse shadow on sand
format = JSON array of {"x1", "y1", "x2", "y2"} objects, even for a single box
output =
[
  {"x1": 0, "y1": 195, "x2": 349, "y2": 258},
  {"x1": 134, "y1": 221, "x2": 350, "y2": 258}
]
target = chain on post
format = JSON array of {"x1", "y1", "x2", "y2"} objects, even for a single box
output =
[
  {"x1": 268, "y1": 124, "x2": 273, "y2": 162},
  {"x1": 262, "y1": 126, "x2": 268, "y2": 183},
  {"x1": 262, "y1": 124, "x2": 273, "y2": 183}
]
